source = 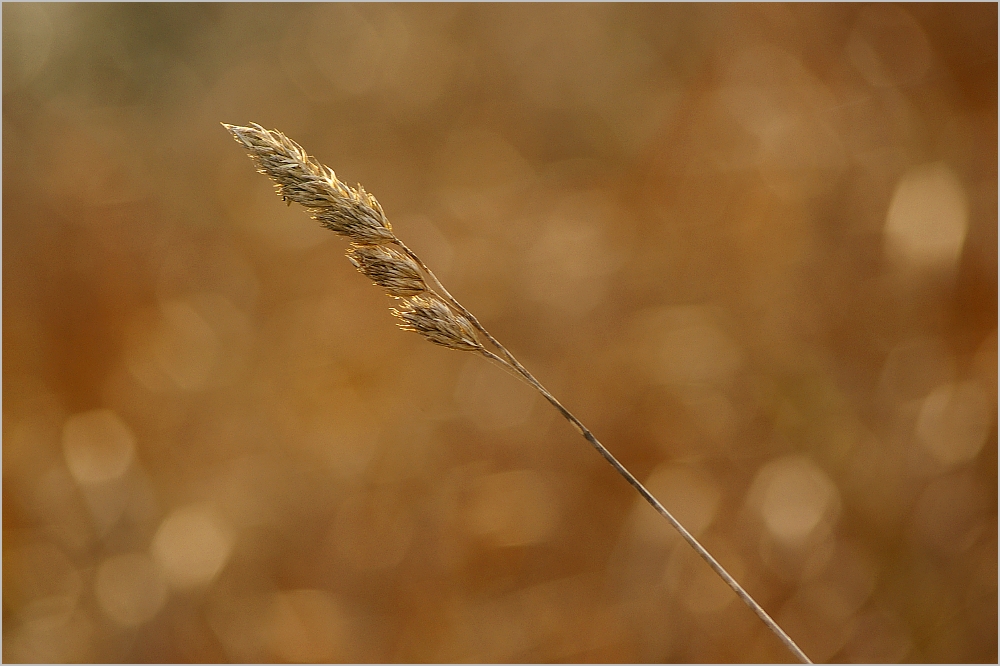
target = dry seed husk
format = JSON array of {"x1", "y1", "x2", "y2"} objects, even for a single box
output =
[
  {"x1": 225, "y1": 123, "x2": 395, "y2": 245},
  {"x1": 346, "y1": 244, "x2": 427, "y2": 297},
  {"x1": 392, "y1": 295, "x2": 482, "y2": 351}
]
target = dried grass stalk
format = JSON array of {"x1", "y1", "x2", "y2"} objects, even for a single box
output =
[{"x1": 224, "y1": 122, "x2": 812, "y2": 664}]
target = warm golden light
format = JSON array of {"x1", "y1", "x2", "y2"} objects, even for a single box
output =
[{"x1": 3, "y1": 3, "x2": 995, "y2": 662}]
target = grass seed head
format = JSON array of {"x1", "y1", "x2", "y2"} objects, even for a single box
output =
[
  {"x1": 346, "y1": 244, "x2": 427, "y2": 297},
  {"x1": 223, "y1": 123, "x2": 395, "y2": 245},
  {"x1": 392, "y1": 295, "x2": 482, "y2": 351}
]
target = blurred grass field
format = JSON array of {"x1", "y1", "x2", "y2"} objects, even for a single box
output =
[{"x1": 3, "y1": 3, "x2": 996, "y2": 662}]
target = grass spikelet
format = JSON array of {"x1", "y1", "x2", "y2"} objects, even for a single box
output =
[
  {"x1": 392, "y1": 294, "x2": 482, "y2": 351},
  {"x1": 347, "y1": 244, "x2": 427, "y2": 297},
  {"x1": 223, "y1": 122, "x2": 395, "y2": 245}
]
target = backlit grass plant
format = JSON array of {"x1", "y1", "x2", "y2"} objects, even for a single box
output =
[{"x1": 224, "y1": 122, "x2": 812, "y2": 664}]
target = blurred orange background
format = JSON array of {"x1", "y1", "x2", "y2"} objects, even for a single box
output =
[{"x1": 3, "y1": 3, "x2": 996, "y2": 663}]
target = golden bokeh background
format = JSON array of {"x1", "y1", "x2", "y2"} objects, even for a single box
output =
[{"x1": 3, "y1": 3, "x2": 996, "y2": 663}]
